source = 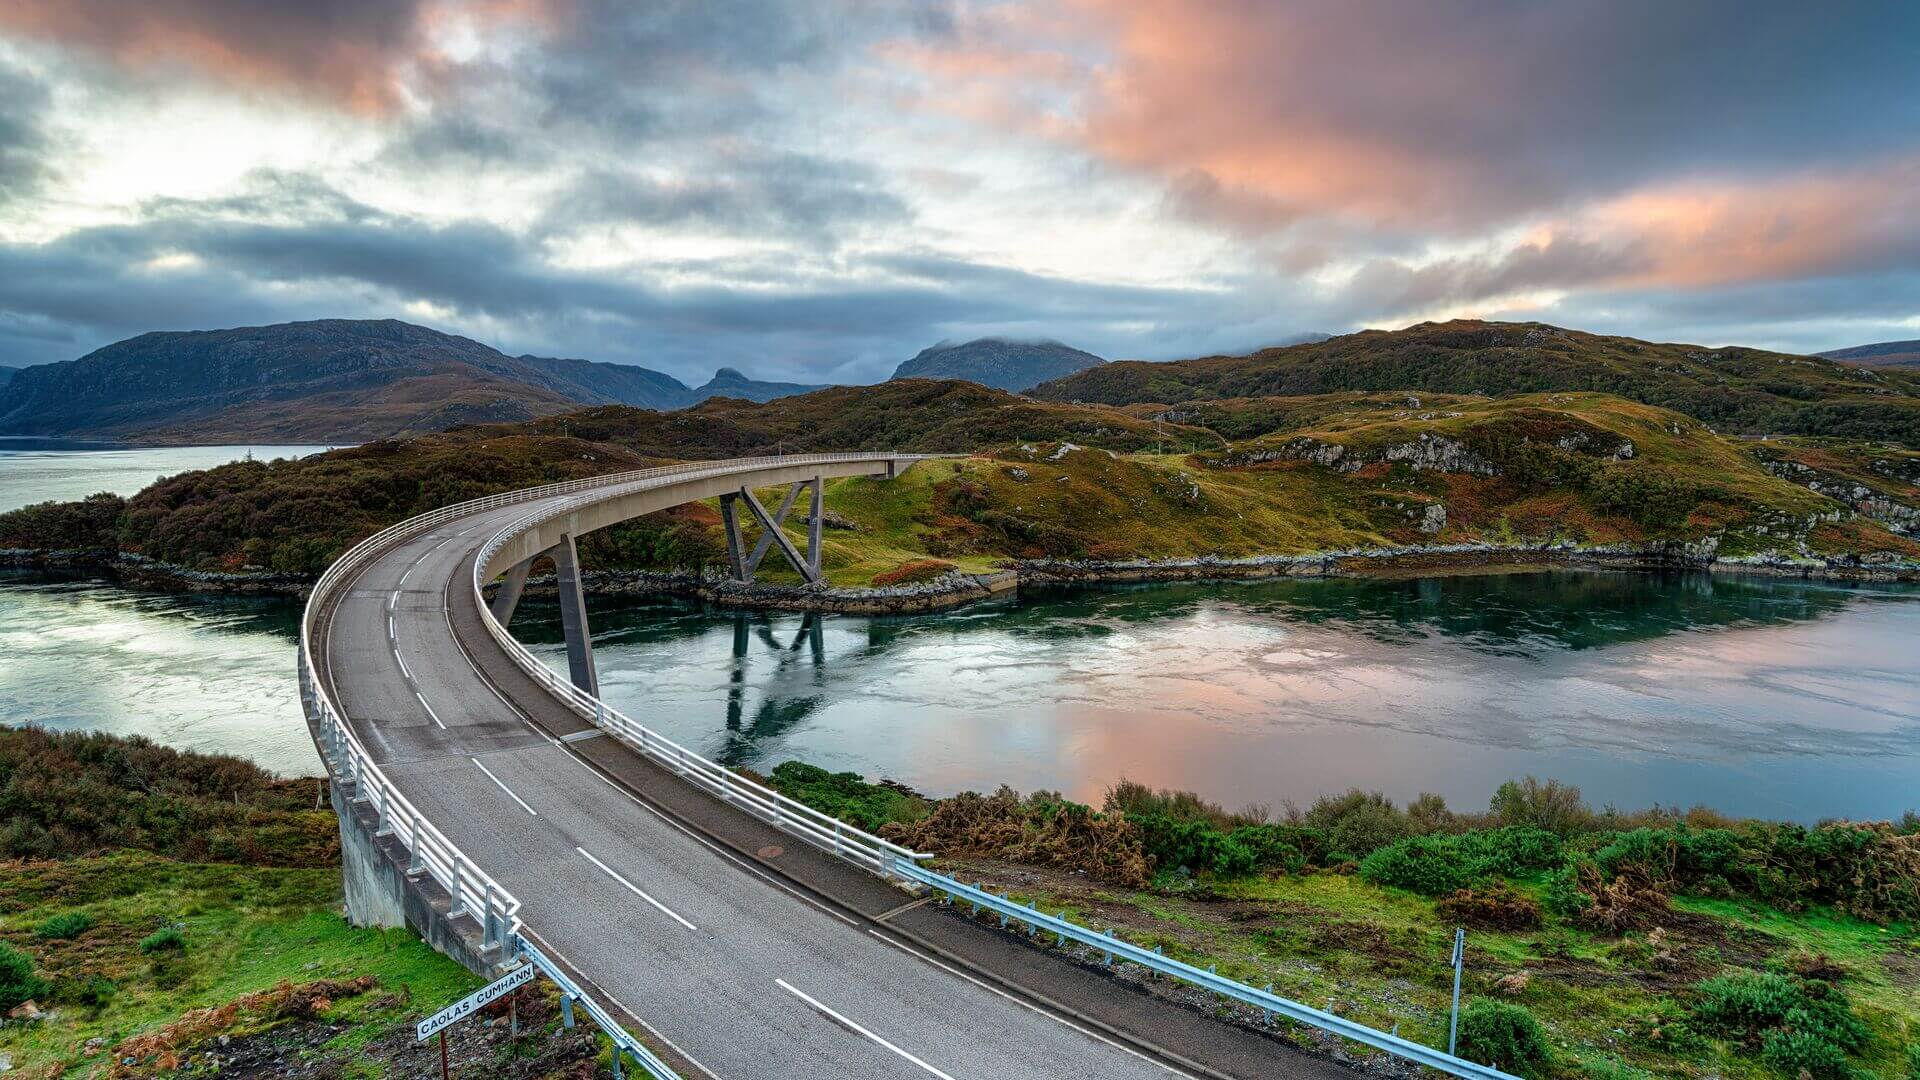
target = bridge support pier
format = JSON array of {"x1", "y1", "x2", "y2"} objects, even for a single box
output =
[
  {"x1": 489, "y1": 556, "x2": 533, "y2": 625},
  {"x1": 727, "y1": 476, "x2": 826, "y2": 585},
  {"x1": 551, "y1": 533, "x2": 599, "y2": 696}
]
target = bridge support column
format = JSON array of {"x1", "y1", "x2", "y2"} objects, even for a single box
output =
[
  {"x1": 806, "y1": 476, "x2": 824, "y2": 578},
  {"x1": 719, "y1": 493, "x2": 747, "y2": 580},
  {"x1": 550, "y1": 533, "x2": 599, "y2": 696},
  {"x1": 489, "y1": 556, "x2": 533, "y2": 625},
  {"x1": 734, "y1": 478, "x2": 824, "y2": 585}
]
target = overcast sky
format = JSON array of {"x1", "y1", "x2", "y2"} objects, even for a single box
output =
[{"x1": 2, "y1": 1, "x2": 1917, "y2": 383}]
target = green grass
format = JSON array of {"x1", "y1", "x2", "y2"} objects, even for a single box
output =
[
  {"x1": 966, "y1": 864, "x2": 1920, "y2": 1079},
  {"x1": 0, "y1": 853, "x2": 480, "y2": 1076}
]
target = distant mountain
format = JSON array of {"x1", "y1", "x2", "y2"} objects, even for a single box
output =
[
  {"x1": 0, "y1": 319, "x2": 820, "y2": 443},
  {"x1": 1030, "y1": 319, "x2": 1920, "y2": 444},
  {"x1": 1819, "y1": 340, "x2": 1920, "y2": 370},
  {"x1": 690, "y1": 367, "x2": 828, "y2": 404},
  {"x1": 890, "y1": 338, "x2": 1105, "y2": 393}
]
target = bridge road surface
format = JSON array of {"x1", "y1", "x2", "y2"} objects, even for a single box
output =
[{"x1": 318, "y1": 486, "x2": 1341, "y2": 1079}]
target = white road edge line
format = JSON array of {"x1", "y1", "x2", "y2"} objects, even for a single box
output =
[
  {"x1": 576, "y1": 847, "x2": 698, "y2": 931},
  {"x1": 415, "y1": 691, "x2": 446, "y2": 729},
  {"x1": 394, "y1": 650, "x2": 411, "y2": 681},
  {"x1": 471, "y1": 757, "x2": 538, "y2": 816},
  {"x1": 775, "y1": 978, "x2": 957, "y2": 1080},
  {"x1": 518, "y1": 925, "x2": 725, "y2": 1080},
  {"x1": 862, "y1": 929, "x2": 1190, "y2": 1076}
]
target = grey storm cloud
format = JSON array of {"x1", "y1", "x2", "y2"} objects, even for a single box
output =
[
  {"x1": 0, "y1": 62, "x2": 51, "y2": 207},
  {"x1": 0, "y1": 177, "x2": 1257, "y2": 380}
]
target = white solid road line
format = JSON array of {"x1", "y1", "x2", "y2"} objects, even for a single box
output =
[
  {"x1": 775, "y1": 979, "x2": 958, "y2": 1080},
  {"x1": 471, "y1": 757, "x2": 537, "y2": 816},
  {"x1": 415, "y1": 691, "x2": 446, "y2": 729},
  {"x1": 395, "y1": 650, "x2": 411, "y2": 680},
  {"x1": 576, "y1": 847, "x2": 698, "y2": 931},
  {"x1": 388, "y1": 615, "x2": 396, "y2": 641}
]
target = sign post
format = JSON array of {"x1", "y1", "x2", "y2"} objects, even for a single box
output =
[
  {"x1": 416, "y1": 962, "x2": 539, "y2": 1076},
  {"x1": 1447, "y1": 928, "x2": 1465, "y2": 1056}
]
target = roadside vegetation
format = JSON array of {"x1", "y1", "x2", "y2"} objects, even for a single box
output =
[
  {"x1": 0, "y1": 729, "x2": 615, "y2": 1077},
  {"x1": 767, "y1": 764, "x2": 1920, "y2": 1079}
]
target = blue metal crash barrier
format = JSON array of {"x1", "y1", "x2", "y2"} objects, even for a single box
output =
[
  {"x1": 516, "y1": 936, "x2": 684, "y2": 1080},
  {"x1": 896, "y1": 863, "x2": 1523, "y2": 1080}
]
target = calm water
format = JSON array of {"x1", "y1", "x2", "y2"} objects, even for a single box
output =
[
  {"x1": 0, "y1": 438, "x2": 335, "y2": 513},
  {"x1": 516, "y1": 571, "x2": 1920, "y2": 822},
  {"x1": 3, "y1": 444, "x2": 1918, "y2": 814}
]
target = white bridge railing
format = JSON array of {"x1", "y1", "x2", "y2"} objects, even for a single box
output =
[{"x1": 471, "y1": 454, "x2": 934, "y2": 879}]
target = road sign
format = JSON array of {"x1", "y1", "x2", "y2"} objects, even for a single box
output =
[{"x1": 417, "y1": 963, "x2": 537, "y2": 1041}]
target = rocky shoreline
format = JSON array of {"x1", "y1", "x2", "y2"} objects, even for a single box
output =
[{"x1": 8, "y1": 540, "x2": 1917, "y2": 614}]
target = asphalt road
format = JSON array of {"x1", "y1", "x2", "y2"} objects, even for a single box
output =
[{"x1": 316, "y1": 469, "x2": 1352, "y2": 1080}]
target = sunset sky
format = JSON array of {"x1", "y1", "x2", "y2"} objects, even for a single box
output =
[{"x1": 1, "y1": 1, "x2": 1917, "y2": 383}]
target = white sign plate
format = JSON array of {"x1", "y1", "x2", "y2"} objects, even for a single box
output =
[{"x1": 416, "y1": 963, "x2": 537, "y2": 1041}]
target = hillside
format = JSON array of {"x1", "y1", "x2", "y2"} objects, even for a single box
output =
[
  {"x1": 1821, "y1": 339, "x2": 1920, "y2": 370},
  {"x1": 0, "y1": 319, "x2": 822, "y2": 442},
  {"x1": 7, "y1": 384, "x2": 1915, "y2": 586},
  {"x1": 1032, "y1": 320, "x2": 1920, "y2": 444},
  {"x1": 891, "y1": 338, "x2": 1105, "y2": 393}
]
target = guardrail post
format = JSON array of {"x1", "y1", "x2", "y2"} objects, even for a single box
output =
[
  {"x1": 482, "y1": 884, "x2": 497, "y2": 948},
  {"x1": 449, "y1": 867, "x2": 465, "y2": 918},
  {"x1": 560, "y1": 993, "x2": 575, "y2": 1030},
  {"x1": 612, "y1": 1046, "x2": 624, "y2": 1080},
  {"x1": 407, "y1": 814, "x2": 424, "y2": 875}
]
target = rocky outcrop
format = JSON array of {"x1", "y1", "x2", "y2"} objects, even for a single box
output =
[{"x1": 1210, "y1": 433, "x2": 1496, "y2": 475}]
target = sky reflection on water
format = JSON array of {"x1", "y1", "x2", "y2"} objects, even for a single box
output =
[{"x1": 520, "y1": 571, "x2": 1920, "y2": 822}]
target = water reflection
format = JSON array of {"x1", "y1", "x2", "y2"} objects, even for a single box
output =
[
  {"x1": 518, "y1": 570, "x2": 1920, "y2": 822},
  {"x1": 0, "y1": 571, "x2": 317, "y2": 776}
]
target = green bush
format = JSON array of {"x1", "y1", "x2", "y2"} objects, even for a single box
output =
[
  {"x1": 0, "y1": 941, "x2": 49, "y2": 1012},
  {"x1": 1304, "y1": 789, "x2": 1410, "y2": 858},
  {"x1": 1359, "y1": 834, "x2": 1470, "y2": 895},
  {"x1": 1360, "y1": 827, "x2": 1563, "y2": 896},
  {"x1": 34, "y1": 910, "x2": 95, "y2": 940},
  {"x1": 1580, "y1": 1059, "x2": 1650, "y2": 1080},
  {"x1": 1228, "y1": 823, "x2": 1325, "y2": 874},
  {"x1": 765, "y1": 761, "x2": 924, "y2": 832},
  {"x1": 139, "y1": 927, "x2": 186, "y2": 954},
  {"x1": 1759, "y1": 1028, "x2": 1851, "y2": 1079},
  {"x1": 1689, "y1": 973, "x2": 1866, "y2": 1077},
  {"x1": 1905, "y1": 1041, "x2": 1919, "y2": 1080},
  {"x1": 1129, "y1": 813, "x2": 1257, "y2": 878},
  {"x1": 1455, "y1": 1000, "x2": 1551, "y2": 1075}
]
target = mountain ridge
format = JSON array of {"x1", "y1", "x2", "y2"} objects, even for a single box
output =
[
  {"x1": 1820, "y1": 339, "x2": 1920, "y2": 370},
  {"x1": 0, "y1": 319, "x2": 821, "y2": 442},
  {"x1": 890, "y1": 337, "x2": 1105, "y2": 393}
]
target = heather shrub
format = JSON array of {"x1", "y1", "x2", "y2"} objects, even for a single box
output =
[
  {"x1": 1689, "y1": 973, "x2": 1866, "y2": 1079},
  {"x1": 34, "y1": 910, "x2": 93, "y2": 940},
  {"x1": 1455, "y1": 1000, "x2": 1551, "y2": 1075},
  {"x1": 0, "y1": 942, "x2": 49, "y2": 1012},
  {"x1": 139, "y1": 927, "x2": 187, "y2": 954},
  {"x1": 870, "y1": 558, "x2": 957, "y2": 587},
  {"x1": 1905, "y1": 1042, "x2": 1920, "y2": 1080}
]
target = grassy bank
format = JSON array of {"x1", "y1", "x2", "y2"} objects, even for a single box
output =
[
  {"x1": 763, "y1": 763, "x2": 1920, "y2": 1078},
  {"x1": 0, "y1": 729, "x2": 617, "y2": 1078}
]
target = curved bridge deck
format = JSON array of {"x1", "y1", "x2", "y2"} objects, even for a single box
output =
[{"x1": 310, "y1": 456, "x2": 1346, "y2": 1079}]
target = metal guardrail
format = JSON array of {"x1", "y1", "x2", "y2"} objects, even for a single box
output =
[
  {"x1": 895, "y1": 865, "x2": 1523, "y2": 1080},
  {"x1": 471, "y1": 454, "x2": 935, "y2": 880},
  {"x1": 517, "y1": 935, "x2": 683, "y2": 1080}
]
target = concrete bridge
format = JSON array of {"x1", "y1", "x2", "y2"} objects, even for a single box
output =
[{"x1": 299, "y1": 453, "x2": 1444, "y2": 1079}]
